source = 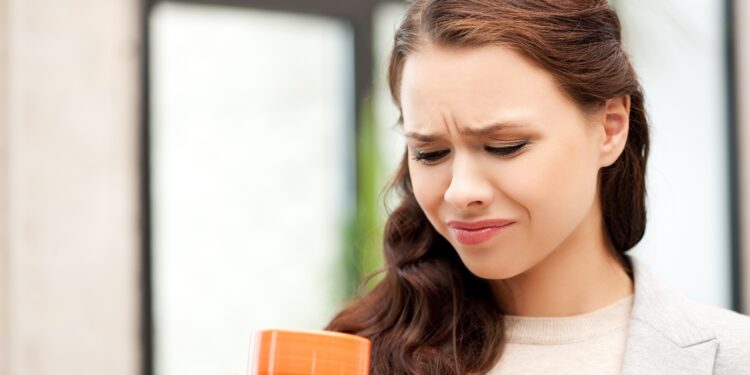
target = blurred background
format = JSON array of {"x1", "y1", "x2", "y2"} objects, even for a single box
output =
[{"x1": 2, "y1": 0, "x2": 750, "y2": 374}]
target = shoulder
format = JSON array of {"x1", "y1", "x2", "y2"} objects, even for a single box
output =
[
  {"x1": 686, "y1": 299, "x2": 750, "y2": 339},
  {"x1": 627, "y1": 255, "x2": 750, "y2": 373},
  {"x1": 682, "y1": 299, "x2": 750, "y2": 372}
]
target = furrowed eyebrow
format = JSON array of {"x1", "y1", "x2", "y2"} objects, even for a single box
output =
[
  {"x1": 459, "y1": 122, "x2": 529, "y2": 136},
  {"x1": 403, "y1": 131, "x2": 441, "y2": 142},
  {"x1": 403, "y1": 121, "x2": 530, "y2": 141}
]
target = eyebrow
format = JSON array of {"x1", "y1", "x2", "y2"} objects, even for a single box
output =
[{"x1": 404, "y1": 121, "x2": 530, "y2": 142}]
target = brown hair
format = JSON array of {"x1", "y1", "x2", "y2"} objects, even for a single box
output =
[{"x1": 326, "y1": 1, "x2": 649, "y2": 373}]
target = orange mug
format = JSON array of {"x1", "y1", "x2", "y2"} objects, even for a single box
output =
[{"x1": 248, "y1": 329, "x2": 371, "y2": 375}]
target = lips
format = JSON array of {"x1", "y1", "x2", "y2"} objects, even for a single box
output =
[{"x1": 447, "y1": 219, "x2": 514, "y2": 245}]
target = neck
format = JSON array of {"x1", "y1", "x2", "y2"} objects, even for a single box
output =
[{"x1": 491, "y1": 203, "x2": 633, "y2": 317}]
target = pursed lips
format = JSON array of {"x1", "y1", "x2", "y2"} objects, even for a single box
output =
[{"x1": 447, "y1": 219, "x2": 514, "y2": 245}]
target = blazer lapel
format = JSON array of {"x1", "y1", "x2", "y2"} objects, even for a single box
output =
[{"x1": 621, "y1": 256, "x2": 718, "y2": 375}]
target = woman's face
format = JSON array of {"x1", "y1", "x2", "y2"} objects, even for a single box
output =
[{"x1": 400, "y1": 44, "x2": 613, "y2": 280}]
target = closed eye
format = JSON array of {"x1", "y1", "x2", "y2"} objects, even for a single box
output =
[
  {"x1": 412, "y1": 142, "x2": 528, "y2": 165},
  {"x1": 486, "y1": 142, "x2": 527, "y2": 157},
  {"x1": 412, "y1": 149, "x2": 450, "y2": 165}
]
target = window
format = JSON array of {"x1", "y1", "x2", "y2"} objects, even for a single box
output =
[{"x1": 149, "y1": 3, "x2": 354, "y2": 374}]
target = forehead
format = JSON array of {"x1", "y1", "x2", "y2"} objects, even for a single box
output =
[{"x1": 399, "y1": 43, "x2": 572, "y2": 136}]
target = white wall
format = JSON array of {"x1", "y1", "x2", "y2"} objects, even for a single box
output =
[
  {"x1": 0, "y1": 0, "x2": 141, "y2": 374},
  {"x1": 618, "y1": 0, "x2": 732, "y2": 308}
]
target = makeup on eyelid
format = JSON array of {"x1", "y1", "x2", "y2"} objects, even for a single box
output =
[{"x1": 410, "y1": 141, "x2": 529, "y2": 164}]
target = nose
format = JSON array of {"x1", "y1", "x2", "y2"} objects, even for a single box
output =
[{"x1": 443, "y1": 154, "x2": 494, "y2": 212}]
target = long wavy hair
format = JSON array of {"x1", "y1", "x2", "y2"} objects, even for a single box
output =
[{"x1": 326, "y1": 1, "x2": 649, "y2": 373}]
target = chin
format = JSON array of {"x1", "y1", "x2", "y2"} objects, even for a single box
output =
[{"x1": 459, "y1": 255, "x2": 528, "y2": 280}]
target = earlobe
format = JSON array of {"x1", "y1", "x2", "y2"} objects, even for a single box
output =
[{"x1": 600, "y1": 96, "x2": 631, "y2": 167}]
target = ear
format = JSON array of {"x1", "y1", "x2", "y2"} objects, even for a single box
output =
[{"x1": 598, "y1": 96, "x2": 630, "y2": 167}]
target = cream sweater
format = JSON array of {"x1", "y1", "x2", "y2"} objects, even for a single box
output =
[{"x1": 487, "y1": 294, "x2": 634, "y2": 375}]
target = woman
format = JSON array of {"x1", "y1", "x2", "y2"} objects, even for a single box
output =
[{"x1": 327, "y1": 1, "x2": 750, "y2": 374}]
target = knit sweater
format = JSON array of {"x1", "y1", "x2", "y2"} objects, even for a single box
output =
[{"x1": 487, "y1": 294, "x2": 634, "y2": 375}]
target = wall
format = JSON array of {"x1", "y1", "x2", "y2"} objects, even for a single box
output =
[
  {"x1": 0, "y1": 0, "x2": 8, "y2": 372},
  {"x1": 0, "y1": 0, "x2": 141, "y2": 374},
  {"x1": 617, "y1": 0, "x2": 733, "y2": 309}
]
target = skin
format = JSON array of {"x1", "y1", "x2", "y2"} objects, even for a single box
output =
[{"x1": 400, "y1": 43, "x2": 634, "y2": 317}]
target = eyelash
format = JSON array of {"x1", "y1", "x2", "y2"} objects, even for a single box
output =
[{"x1": 412, "y1": 142, "x2": 528, "y2": 165}]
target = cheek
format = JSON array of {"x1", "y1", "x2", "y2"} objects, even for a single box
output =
[
  {"x1": 503, "y1": 140, "x2": 599, "y2": 229},
  {"x1": 408, "y1": 161, "x2": 450, "y2": 216},
  {"x1": 409, "y1": 160, "x2": 462, "y2": 245}
]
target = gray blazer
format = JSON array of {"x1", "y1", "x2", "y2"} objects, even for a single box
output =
[{"x1": 622, "y1": 256, "x2": 750, "y2": 374}]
